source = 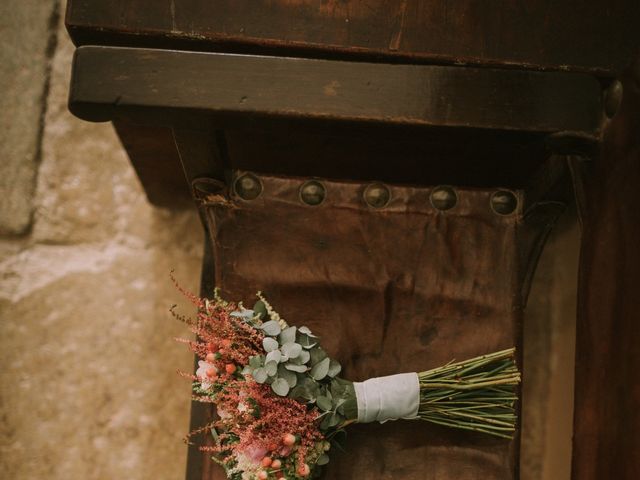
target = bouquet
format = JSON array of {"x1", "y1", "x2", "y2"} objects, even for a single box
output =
[{"x1": 174, "y1": 285, "x2": 520, "y2": 480}]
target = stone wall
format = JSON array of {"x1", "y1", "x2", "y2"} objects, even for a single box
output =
[
  {"x1": 0, "y1": 2, "x2": 202, "y2": 479},
  {"x1": 0, "y1": 2, "x2": 577, "y2": 479}
]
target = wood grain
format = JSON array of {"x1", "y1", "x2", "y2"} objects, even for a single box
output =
[{"x1": 65, "y1": 0, "x2": 640, "y2": 75}]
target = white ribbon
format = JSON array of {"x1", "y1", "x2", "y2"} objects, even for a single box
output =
[{"x1": 353, "y1": 372, "x2": 420, "y2": 423}]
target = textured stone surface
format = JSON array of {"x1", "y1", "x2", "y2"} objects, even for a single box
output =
[
  {"x1": 0, "y1": 3, "x2": 202, "y2": 479},
  {"x1": 0, "y1": 0, "x2": 59, "y2": 235}
]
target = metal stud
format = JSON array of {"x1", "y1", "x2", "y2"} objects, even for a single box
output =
[
  {"x1": 491, "y1": 190, "x2": 518, "y2": 215},
  {"x1": 299, "y1": 180, "x2": 326, "y2": 206},
  {"x1": 604, "y1": 80, "x2": 623, "y2": 118},
  {"x1": 192, "y1": 177, "x2": 225, "y2": 200},
  {"x1": 430, "y1": 186, "x2": 457, "y2": 211},
  {"x1": 234, "y1": 173, "x2": 262, "y2": 200},
  {"x1": 364, "y1": 183, "x2": 391, "y2": 208}
]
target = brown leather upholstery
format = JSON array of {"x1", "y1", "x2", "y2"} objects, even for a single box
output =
[{"x1": 195, "y1": 172, "x2": 559, "y2": 479}]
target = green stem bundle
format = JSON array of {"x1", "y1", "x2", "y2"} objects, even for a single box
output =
[{"x1": 418, "y1": 348, "x2": 520, "y2": 439}]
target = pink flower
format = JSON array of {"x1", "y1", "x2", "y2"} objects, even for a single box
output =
[
  {"x1": 196, "y1": 360, "x2": 216, "y2": 390},
  {"x1": 242, "y1": 445, "x2": 268, "y2": 464}
]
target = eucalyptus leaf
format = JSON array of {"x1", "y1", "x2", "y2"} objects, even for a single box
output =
[
  {"x1": 241, "y1": 365, "x2": 253, "y2": 375},
  {"x1": 289, "y1": 349, "x2": 310, "y2": 365},
  {"x1": 298, "y1": 326, "x2": 318, "y2": 338},
  {"x1": 327, "y1": 412, "x2": 341, "y2": 427},
  {"x1": 289, "y1": 386, "x2": 305, "y2": 399},
  {"x1": 284, "y1": 363, "x2": 308, "y2": 373},
  {"x1": 265, "y1": 350, "x2": 282, "y2": 364},
  {"x1": 253, "y1": 368, "x2": 268, "y2": 384},
  {"x1": 260, "y1": 320, "x2": 281, "y2": 336},
  {"x1": 316, "y1": 395, "x2": 332, "y2": 412},
  {"x1": 279, "y1": 326, "x2": 297, "y2": 345},
  {"x1": 298, "y1": 335, "x2": 318, "y2": 349},
  {"x1": 327, "y1": 359, "x2": 342, "y2": 378},
  {"x1": 310, "y1": 357, "x2": 330, "y2": 380},
  {"x1": 249, "y1": 355, "x2": 263, "y2": 369},
  {"x1": 317, "y1": 454, "x2": 330, "y2": 466},
  {"x1": 263, "y1": 337, "x2": 279, "y2": 352},
  {"x1": 230, "y1": 309, "x2": 254, "y2": 320},
  {"x1": 265, "y1": 361, "x2": 278, "y2": 376},
  {"x1": 281, "y1": 342, "x2": 302, "y2": 359},
  {"x1": 271, "y1": 378, "x2": 290, "y2": 396},
  {"x1": 253, "y1": 300, "x2": 267, "y2": 319},
  {"x1": 310, "y1": 348, "x2": 328, "y2": 366},
  {"x1": 298, "y1": 350, "x2": 311, "y2": 364},
  {"x1": 277, "y1": 366, "x2": 298, "y2": 388}
]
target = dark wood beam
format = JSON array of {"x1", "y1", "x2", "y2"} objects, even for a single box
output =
[
  {"x1": 65, "y1": 0, "x2": 640, "y2": 75},
  {"x1": 69, "y1": 46, "x2": 603, "y2": 134}
]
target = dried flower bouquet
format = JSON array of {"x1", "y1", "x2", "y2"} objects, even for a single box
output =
[{"x1": 174, "y1": 285, "x2": 520, "y2": 480}]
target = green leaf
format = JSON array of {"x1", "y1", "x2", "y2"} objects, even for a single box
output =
[
  {"x1": 271, "y1": 378, "x2": 290, "y2": 396},
  {"x1": 241, "y1": 365, "x2": 253, "y2": 376},
  {"x1": 277, "y1": 366, "x2": 298, "y2": 388},
  {"x1": 253, "y1": 368, "x2": 268, "y2": 384},
  {"x1": 249, "y1": 355, "x2": 263, "y2": 369},
  {"x1": 281, "y1": 342, "x2": 302, "y2": 359},
  {"x1": 263, "y1": 337, "x2": 279, "y2": 352},
  {"x1": 327, "y1": 359, "x2": 342, "y2": 378},
  {"x1": 253, "y1": 300, "x2": 267, "y2": 319},
  {"x1": 316, "y1": 454, "x2": 330, "y2": 466},
  {"x1": 298, "y1": 326, "x2": 318, "y2": 338},
  {"x1": 265, "y1": 361, "x2": 278, "y2": 376},
  {"x1": 266, "y1": 350, "x2": 282, "y2": 364},
  {"x1": 285, "y1": 363, "x2": 308, "y2": 373},
  {"x1": 260, "y1": 321, "x2": 281, "y2": 336},
  {"x1": 298, "y1": 335, "x2": 318, "y2": 349},
  {"x1": 279, "y1": 326, "x2": 297, "y2": 345},
  {"x1": 311, "y1": 357, "x2": 330, "y2": 380},
  {"x1": 298, "y1": 350, "x2": 311, "y2": 364},
  {"x1": 316, "y1": 395, "x2": 332, "y2": 411},
  {"x1": 310, "y1": 348, "x2": 328, "y2": 366}
]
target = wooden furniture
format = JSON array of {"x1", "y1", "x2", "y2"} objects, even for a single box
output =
[{"x1": 65, "y1": 2, "x2": 640, "y2": 479}]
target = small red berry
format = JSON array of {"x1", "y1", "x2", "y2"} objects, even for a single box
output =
[
  {"x1": 205, "y1": 353, "x2": 216, "y2": 363},
  {"x1": 221, "y1": 339, "x2": 232, "y2": 348},
  {"x1": 206, "y1": 368, "x2": 218, "y2": 379},
  {"x1": 282, "y1": 433, "x2": 296, "y2": 446},
  {"x1": 207, "y1": 342, "x2": 218, "y2": 352},
  {"x1": 225, "y1": 364, "x2": 236, "y2": 374},
  {"x1": 271, "y1": 459, "x2": 282, "y2": 469},
  {"x1": 298, "y1": 463, "x2": 310, "y2": 476}
]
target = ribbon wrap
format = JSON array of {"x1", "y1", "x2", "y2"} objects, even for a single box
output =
[{"x1": 353, "y1": 372, "x2": 420, "y2": 424}]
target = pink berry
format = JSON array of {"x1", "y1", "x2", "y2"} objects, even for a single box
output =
[
  {"x1": 205, "y1": 353, "x2": 216, "y2": 362},
  {"x1": 257, "y1": 471, "x2": 268, "y2": 480},
  {"x1": 298, "y1": 463, "x2": 310, "y2": 476},
  {"x1": 282, "y1": 433, "x2": 296, "y2": 446},
  {"x1": 225, "y1": 364, "x2": 236, "y2": 374},
  {"x1": 261, "y1": 457, "x2": 272, "y2": 467},
  {"x1": 271, "y1": 459, "x2": 282, "y2": 469}
]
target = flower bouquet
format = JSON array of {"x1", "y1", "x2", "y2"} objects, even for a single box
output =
[{"x1": 175, "y1": 286, "x2": 520, "y2": 480}]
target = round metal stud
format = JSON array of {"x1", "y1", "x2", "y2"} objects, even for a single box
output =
[
  {"x1": 192, "y1": 178, "x2": 225, "y2": 200},
  {"x1": 491, "y1": 190, "x2": 518, "y2": 215},
  {"x1": 364, "y1": 183, "x2": 391, "y2": 208},
  {"x1": 430, "y1": 186, "x2": 457, "y2": 211},
  {"x1": 604, "y1": 80, "x2": 623, "y2": 118},
  {"x1": 234, "y1": 173, "x2": 262, "y2": 200},
  {"x1": 299, "y1": 180, "x2": 326, "y2": 206}
]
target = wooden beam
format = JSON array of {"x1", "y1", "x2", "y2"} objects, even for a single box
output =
[{"x1": 69, "y1": 46, "x2": 603, "y2": 134}]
